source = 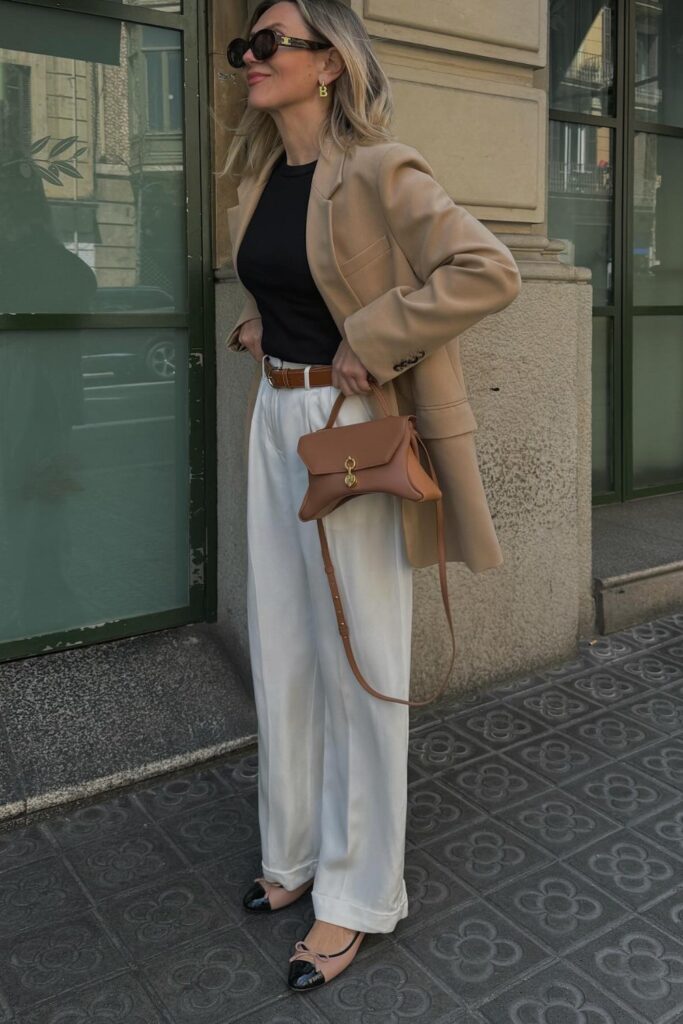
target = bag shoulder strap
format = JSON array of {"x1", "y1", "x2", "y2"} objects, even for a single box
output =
[{"x1": 316, "y1": 433, "x2": 455, "y2": 707}]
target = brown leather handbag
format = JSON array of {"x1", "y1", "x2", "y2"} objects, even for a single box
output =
[{"x1": 296, "y1": 381, "x2": 455, "y2": 707}]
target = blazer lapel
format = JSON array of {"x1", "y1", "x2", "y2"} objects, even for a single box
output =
[{"x1": 306, "y1": 137, "x2": 365, "y2": 323}]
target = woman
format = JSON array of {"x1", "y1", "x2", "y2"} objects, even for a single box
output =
[{"x1": 223, "y1": 0, "x2": 521, "y2": 993}]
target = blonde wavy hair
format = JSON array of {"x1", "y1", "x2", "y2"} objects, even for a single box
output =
[{"x1": 219, "y1": 0, "x2": 395, "y2": 183}]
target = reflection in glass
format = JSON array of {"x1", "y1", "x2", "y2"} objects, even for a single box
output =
[
  {"x1": 633, "y1": 316, "x2": 683, "y2": 488},
  {"x1": 633, "y1": 133, "x2": 683, "y2": 306},
  {"x1": 592, "y1": 318, "x2": 613, "y2": 494},
  {"x1": 0, "y1": 329, "x2": 189, "y2": 643},
  {"x1": 114, "y1": 0, "x2": 181, "y2": 11},
  {"x1": 635, "y1": 1, "x2": 683, "y2": 128},
  {"x1": 0, "y1": 16, "x2": 186, "y2": 313},
  {"x1": 550, "y1": 0, "x2": 616, "y2": 116},
  {"x1": 548, "y1": 120, "x2": 614, "y2": 305}
]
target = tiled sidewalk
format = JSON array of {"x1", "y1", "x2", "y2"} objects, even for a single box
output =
[{"x1": 2, "y1": 613, "x2": 683, "y2": 1023}]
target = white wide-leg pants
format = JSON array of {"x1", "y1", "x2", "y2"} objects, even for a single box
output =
[{"x1": 246, "y1": 354, "x2": 413, "y2": 934}]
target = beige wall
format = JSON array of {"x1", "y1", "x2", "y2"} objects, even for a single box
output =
[{"x1": 214, "y1": 0, "x2": 595, "y2": 698}]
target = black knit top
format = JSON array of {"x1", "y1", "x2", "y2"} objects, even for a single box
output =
[{"x1": 235, "y1": 150, "x2": 343, "y2": 364}]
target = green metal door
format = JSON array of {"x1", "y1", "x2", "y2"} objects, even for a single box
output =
[{"x1": 0, "y1": 0, "x2": 214, "y2": 660}]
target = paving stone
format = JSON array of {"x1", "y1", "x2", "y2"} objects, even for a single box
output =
[
  {"x1": 154, "y1": 796, "x2": 260, "y2": 866},
  {"x1": 309, "y1": 942, "x2": 466, "y2": 1023},
  {"x1": 43, "y1": 792, "x2": 152, "y2": 849},
  {"x1": 622, "y1": 736, "x2": 683, "y2": 790},
  {"x1": 196, "y1": 845, "x2": 263, "y2": 923},
  {"x1": 503, "y1": 730, "x2": 610, "y2": 785},
  {"x1": 141, "y1": 926, "x2": 282, "y2": 1023},
  {"x1": 452, "y1": 706, "x2": 551, "y2": 752},
  {"x1": 398, "y1": 898, "x2": 551, "y2": 1007},
  {"x1": 408, "y1": 722, "x2": 490, "y2": 777},
  {"x1": 0, "y1": 911, "x2": 126, "y2": 1013},
  {"x1": 579, "y1": 633, "x2": 644, "y2": 664},
  {"x1": 496, "y1": 787, "x2": 619, "y2": 858},
  {"x1": 212, "y1": 750, "x2": 259, "y2": 794},
  {"x1": 133, "y1": 769, "x2": 232, "y2": 820},
  {"x1": 501, "y1": 685, "x2": 602, "y2": 726},
  {"x1": 98, "y1": 870, "x2": 236, "y2": 962},
  {"x1": 561, "y1": 666, "x2": 653, "y2": 706},
  {"x1": 559, "y1": 709, "x2": 665, "y2": 758},
  {"x1": 437, "y1": 753, "x2": 551, "y2": 817},
  {"x1": 533, "y1": 653, "x2": 598, "y2": 682},
  {"x1": 565, "y1": 829, "x2": 682, "y2": 911},
  {"x1": 394, "y1": 847, "x2": 476, "y2": 939},
  {"x1": 478, "y1": 959, "x2": 642, "y2": 1023},
  {"x1": 406, "y1": 777, "x2": 485, "y2": 848},
  {"x1": 620, "y1": 620, "x2": 683, "y2": 648},
  {"x1": 655, "y1": 635, "x2": 683, "y2": 665},
  {"x1": 631, "y1": 802, "x2": 683, "y2": 863},
  {"x1": 227, "y1": 1002, "x2": 325, "y2": 1024},
  {"x1": 477, "y1": 673, "x2": 546, "y2": 700},
  {"x1": 618, "y1": 692, "x2": 683, "y2": 734},
  {"x1": 17, "y1": 973, "x2": 167, "y2": 1024},
  {"x1": 573, "y1": 915, "x2": 683, "y2": 1023},
  {"x1": 640, "y1": 887, "x2": 683, "y2": 944},
  {"x1": 422, "y1": 818, "x2": 553, "y2": 895},
  {"x1": 0, "y1": 854, "x2": 91, "y2": 942},
  {"x1": 613, "y1": 650, "x2": 683, "y2": 687},
  {"x1": 560, "y1": 762, "x2": 681, "y2": 825},
  {"x1": 0, "y1": 823, "x2": 53, "y2": 874},
  {"x1": 66, "y1": 820, "x2": 188, "y2": 899},
  {"x1": 484, "y1": 862, "x2": 630, "y2": 955}
]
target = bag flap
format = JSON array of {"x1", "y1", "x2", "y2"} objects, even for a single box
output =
[{"x1": 297, "y1": 415, "x2": 410, "y2": 474}]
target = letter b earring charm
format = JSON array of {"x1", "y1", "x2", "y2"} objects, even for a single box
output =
[{"x1": 319, "y1": 80, "x2": 328, "y2": 97}]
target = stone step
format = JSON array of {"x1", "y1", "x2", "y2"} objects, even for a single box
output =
[
  {"x1": 594, "y1": 560, "x2": 683, "y2": 634},
  {"x1": 0, "y1": 623, "x2": 257, "y2": 824}
]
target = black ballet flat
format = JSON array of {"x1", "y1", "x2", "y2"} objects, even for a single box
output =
[
  {"x1": 242, "y1": 876, "x2": 313, "y2": 912},
  {"x1": 288, "y1": 929, "x2": 365, "y2": 990}
]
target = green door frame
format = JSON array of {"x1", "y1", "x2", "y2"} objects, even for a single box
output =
[
  {"x1": 550, "y1": 0, "x2": 683, "y2": 506},
  {"x1": 0, "y1": 0, "x2": 216, "y2": 663}
]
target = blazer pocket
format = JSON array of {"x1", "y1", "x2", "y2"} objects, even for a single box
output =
[{"x1": 339, "y1": 234, "x2": 391, "y2": 278}]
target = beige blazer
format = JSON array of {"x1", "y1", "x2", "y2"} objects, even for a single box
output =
[{"x1": 225, "y1": 135, "x2": 521, "y2": 571}]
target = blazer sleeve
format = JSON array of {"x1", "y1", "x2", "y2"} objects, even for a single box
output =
[
  {"x1": 340, "y1": 143, "x2": 522, "y2": 386},
  {"x1": 225, "y1": 291, "x2": 261, "y2": 353}
]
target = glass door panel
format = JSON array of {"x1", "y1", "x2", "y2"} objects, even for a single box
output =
[
  {"x1": 634, "y1": 1, "x2": 683, "y2": 128},
  {"x1": 633, "y1": 133, "x2": 683, "y2": 306},
  {"x1": 0, "y1": 328, "x2": 189, "y2": 643},
  {"x1": 549, "y1": 121, "x2": 615, "y2": 307},
  {"x1": 550, "y1": 0, "x2": 617, "y2": 117},
  {"x1": 0, "y1": 9, "x2": 187, "y2": 314},
  {"x1": 632, "y1": 316, "x2": 683, "y2": 487}
]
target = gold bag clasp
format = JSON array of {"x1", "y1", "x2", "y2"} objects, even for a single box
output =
[{"x1": 344, "y1": 455, "x2": 357, "y2": 488}]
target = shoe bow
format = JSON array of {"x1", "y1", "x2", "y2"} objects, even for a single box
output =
[{"x1": 289, "y1": 940, "x2": 332, "y2": 963}]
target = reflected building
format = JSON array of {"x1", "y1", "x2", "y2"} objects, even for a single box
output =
[{"x1": 0, "y1": 19, "x2": 183, "y2": 308}]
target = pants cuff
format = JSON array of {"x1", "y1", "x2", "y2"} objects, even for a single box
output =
[
  {"x1": 261, "y1": 858, "x2": 318, "y2": 890},
  {"x1": 312, "y1": 885, "x2": 409, "y2": 934}
]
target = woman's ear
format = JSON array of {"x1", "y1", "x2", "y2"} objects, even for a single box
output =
[{"x1": 322, "y1": 47, "x2": 345, "y2": 84}]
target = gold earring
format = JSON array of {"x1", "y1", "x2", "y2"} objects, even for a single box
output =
[{"x1": 318, "y1": 80, "x2": 328, "y2": 97}]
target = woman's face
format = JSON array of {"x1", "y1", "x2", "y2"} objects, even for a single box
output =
[{"x1": 241, "y1": 2, "x2": 327, "y2": 113}]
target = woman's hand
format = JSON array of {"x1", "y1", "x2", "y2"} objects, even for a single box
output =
[
  {"x1": 238, "y1": 317, "x2": 264, "y2": 361},
  {"x1": 332, "y1": 337, "x2": 373, "y2": 396}
]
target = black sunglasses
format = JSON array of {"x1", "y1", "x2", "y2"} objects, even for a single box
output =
[{"x1": 227, "y1": 28, "x2": 331, "y2": 68}]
